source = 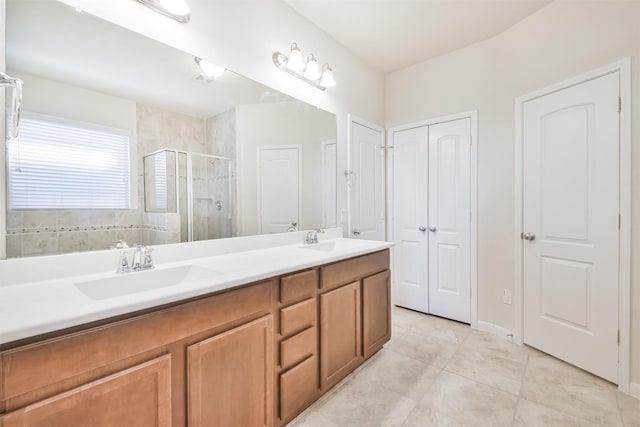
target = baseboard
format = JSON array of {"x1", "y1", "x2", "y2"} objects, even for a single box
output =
[
  {"x1": 630, "y1": 382, "x2": 640, "y2": 399},
  {"x1": 475, "y1": 321, "x2": 515, "y2": 342}
]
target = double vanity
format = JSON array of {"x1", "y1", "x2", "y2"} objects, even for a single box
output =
[{"x1": 0, "y1": 230, "x2": 393, "y2": 426}]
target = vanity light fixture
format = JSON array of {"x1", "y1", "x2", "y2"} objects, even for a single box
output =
[
  {"x1": 195, "y1": 57, "x2": 225, "y2": 81},
  {"x1": 320, "y1": 64, "x2": 336, "y2": 88},
  {"x1": 287, "y1": 43, "x2": 305, "y2": 72},
  {"x1": 135, "y1": 0, "x2": 190, "y2": 23},
  {"x1": 272, "y1": 43, "x2": 336, "y2": 90}
]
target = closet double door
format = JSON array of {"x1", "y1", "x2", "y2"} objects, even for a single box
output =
[{"x1": 392, "y1": 118, "x2": 471, "y2": 323}]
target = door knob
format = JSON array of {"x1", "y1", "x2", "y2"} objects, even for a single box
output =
[
  {"x1": 418, "y1": 226, "x2": 426, "y2": 232},
  {"x1": 523, "y1": 232, "x2": 536, "y2": 241},
  {"x1": 353, "y1": 229, "x2": 360, "y2": 236},
  {"x1": 429, "y1": 226, "x2": 437, "y2": 232}
]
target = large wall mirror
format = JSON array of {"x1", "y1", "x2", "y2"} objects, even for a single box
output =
[{"x1": 5, "y1": 0, "x2": 337, "y2": 258}]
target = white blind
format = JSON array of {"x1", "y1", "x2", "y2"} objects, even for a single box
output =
[
  {"x1": 154, "y1": 151, "x2": 168, "y2": 210},
  {"x1": 7, "y1": 113, "x2": 131, "y2": 209}
]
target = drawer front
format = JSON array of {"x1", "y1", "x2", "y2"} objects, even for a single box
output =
[
  {"x1": 280, "y1": 298, "x2": 316, "y2": 337},
  {"x1": 280, "y1": 327, "x2": 316, "y2": 370},
  {"x1": 280, "y1": 270, "x2": 317, "y2": 304},
  {"x1": 280, "y1": 356, "x2": 318, "y2": 423},
  {"x1": 1, "y1": 281, "x2": 274, "y2": 402},
  {"x1": 320, "y1": 250, "x2": 389, "y2": 292}
]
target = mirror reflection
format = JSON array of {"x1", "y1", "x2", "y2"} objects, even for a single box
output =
[{"x1": 5, "y1": 0, "x2": 337, "y2": 258}]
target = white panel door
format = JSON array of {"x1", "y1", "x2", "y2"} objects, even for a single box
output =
[
  {"x1": 392, "y1": 126, "x2": 429, "y2": 312},
  {"x1": 350, "y1": 121, "x2": 385, "y2": 240},
  {"x1": 322, "y1": 141, "x2": 337, "y2": 228},
  {"x1": 523, "y1": 72, "x2": 619, "y2": 382},
  {"x1": 428, "y1": 119, "x2": 471, "y2": 323},
  {"x1": 257, "y1": 146, "x2": 300, "y2": 234}
]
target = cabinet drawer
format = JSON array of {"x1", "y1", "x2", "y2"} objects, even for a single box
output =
[
  {"x1": 280, "y1": 269, "x2": 317, "y2": 304},
  {"x1": 280, "y1": 356, "x2": 318, "y2": 422},
  {"x1": 280, "y1": 327, "x2": 316, "y2": 370},
  {"x1": 280, "y1": 298, "x2": 316, "y2": 337},
  {"x1": 320, "y1": 250, "x2": 389, "y2": 292}
]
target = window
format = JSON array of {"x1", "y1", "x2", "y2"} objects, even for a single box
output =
[{"x1": 7, "y1": 113, "x2": 131, "y2": 209}]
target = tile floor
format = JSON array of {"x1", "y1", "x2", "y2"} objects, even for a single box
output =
[{"x1": 289, "y1": 306, "x2": 640, "y2": 427}]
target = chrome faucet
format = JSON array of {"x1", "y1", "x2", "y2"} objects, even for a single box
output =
[
  {"x1": 115, "y1": 241, "x2": 155, "y2": 273},
  {"x1": 304, "y1": 228, "x2": 324, "y2": 245}
]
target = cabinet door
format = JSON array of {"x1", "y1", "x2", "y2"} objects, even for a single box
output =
[
  {"x1": 1, "y1": 355, "x2": 171, "y2": 427},
  {"x1": 187, "y1": 315, "x2": 273, "y2": 427},
  {"x1": 363, "y1": 270, "x2": 391, "y2": 358},
  {"x1": 320, "y1": 281, "x2": 362, "y2": 390}
]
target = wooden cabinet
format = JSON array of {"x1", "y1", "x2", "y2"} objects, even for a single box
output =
[
  {"x1": 0, "y1": 355, "x2": 171, "y2": 427},
  {"x1": 0, "y1": 249, "x2": 390, "y2": 427},
  {"x1": 187, "y1": 315, "x2": 273, "y2": 427},
  {"x1": 320, "y1": 281, "x2": 362, "y2": 390},
  {"x1": 363, "y1": 270, "x2": 391, "y2": 359}
]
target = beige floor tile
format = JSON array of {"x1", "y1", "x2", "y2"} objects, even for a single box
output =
[
  {"x1": 385, "y1": 326, "x2": 459, "y2": 369},
  {"x1": 444, "y1": 330, "x2": 528, "y2": 395},
  {"x1": 288, "y1": 410, "x2": 341, "y2": 427},
  {"x1": 315, "y1": 376, "x2": 416, "y2": 427},
  {"x1": 402, "y1": 371, "x2": 517, "y2": 427},
  {"x1": 513, "y1": 398, "x2": 601, "y2": 426},
  {"x1": 520, "y1": 353, "x2": 622, "y2": 425},
  {"x1": 616, "y1": 390, "x2": 640, "y2": 427},
  {"x1": 348, "y1": 349, "x2": 440, "y2": 402},
  {"x1": 392, "y1": 306, "x2": 470, "y2": 345}
]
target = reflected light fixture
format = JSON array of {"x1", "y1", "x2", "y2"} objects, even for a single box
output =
[
  {"x1": 272, "y1": 42, "x2": 336, "y2": 90},
  {"x1": 135, "y1": 0, "x2": 191, "y2": 23},
  {"x1": 195, "y1": 57, "x2": 225, "y2": 81}
]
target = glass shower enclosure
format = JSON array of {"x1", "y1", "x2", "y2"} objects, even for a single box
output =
[{"x1": 143, "y1": 149, "x2": 232, "y2": 242}]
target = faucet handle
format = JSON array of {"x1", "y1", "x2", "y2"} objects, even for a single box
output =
[{"x1": 143, "y1": 247, "x2": 155, "y2": 269}]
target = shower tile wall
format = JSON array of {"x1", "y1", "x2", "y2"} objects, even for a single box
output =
[
  {"x1": 6, "y1": 104, "x2": 206, "y2": 258},
  {"x1": 206, "y1": 109, "x2": 236, "y2": 238}
]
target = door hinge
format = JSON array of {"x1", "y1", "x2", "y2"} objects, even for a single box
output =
[{"x1": 618, "y1": 97, "x2": 622, "y2": 113}]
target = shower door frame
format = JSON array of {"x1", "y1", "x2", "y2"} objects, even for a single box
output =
[{"x1": 144, "y1": 149, "x2": 232, "y2": 242}]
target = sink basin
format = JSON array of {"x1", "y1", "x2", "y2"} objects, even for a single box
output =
[
  {"x1": 300, "y1": 239, "x2": 366, "y2": 253},
  {"x1": 75, "y1": 265, "x2": 221, "y2": 300}
]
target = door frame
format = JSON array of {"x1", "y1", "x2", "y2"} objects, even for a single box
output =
[
  {"x1": 514, "y1": 58, "x2": 631, "y2": 393},
  {"x1": 256, "y1": 144, "x2": 302, "y2": 234},
  {"x1": 387, "y1": 110, "x2": 478, "y2": 328},
  {"x1": 321, "y1": 139, "x2": 337, "y2": 228},
  {"x1": 346, "y1": 114, "x2": 386, "y2": 239}
]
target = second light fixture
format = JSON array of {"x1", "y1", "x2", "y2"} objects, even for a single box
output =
[{"x1": 273, "y1": 43, "x2": 336, "y2": 90}]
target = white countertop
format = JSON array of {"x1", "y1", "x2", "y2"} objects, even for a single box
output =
[{"x1": 0, "y1": 237, "x2": 392, "y2": 345}]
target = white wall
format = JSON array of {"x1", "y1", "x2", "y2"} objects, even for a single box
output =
[
  {"x1": 55, "y1": 0, "x2": 386, "y2": 235},
  {"x1": 386, "y1": 1, "x2": 640, "y2": 384},
  {"x1": 235, "y1": 101, "x2": 336, "y2": 235}
]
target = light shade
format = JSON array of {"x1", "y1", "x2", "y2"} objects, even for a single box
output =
[
  {"x1": 287, "y1": 43, "x2": 305, "y2": 72},
  {"x1": 304, "y1": 54, "x2": 320, "y2": 80},
  {"x1": 196, "y1": 57, "x2": 225, "y2": 79},
  {"x1": 160, "y1": 0, "x2": 190, "y2": 16},
  {"x1": 320, "y1": 64, "x2": 336, "y2": 88}
]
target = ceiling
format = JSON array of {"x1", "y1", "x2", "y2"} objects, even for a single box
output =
[{"x1": 284, "y1": 0, "x2": 552, "y2": 73}]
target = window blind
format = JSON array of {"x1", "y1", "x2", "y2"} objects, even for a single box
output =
[
  {"x1": 7, "y1": 113, "x2": 131, "y2": 209},
  {"x1": 154, "y1": 151, "x2": 168, "y2": 210}
]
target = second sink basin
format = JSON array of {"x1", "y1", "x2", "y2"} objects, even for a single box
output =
[
  {"x1": 300, "y1": 239, "x2": 367, "y2": 253},
  {"x1": 75, "y1": 265, "x2": 221, "y2": 300}
]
